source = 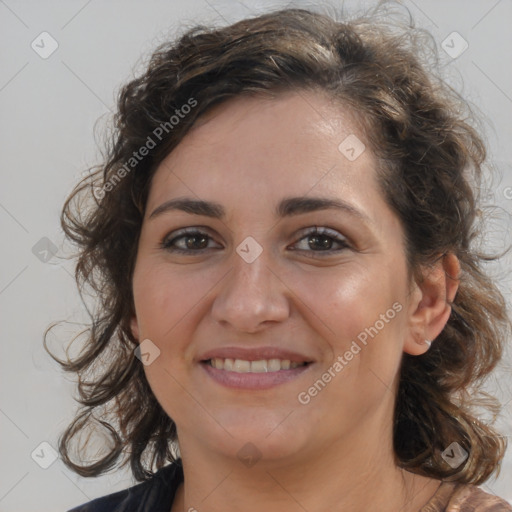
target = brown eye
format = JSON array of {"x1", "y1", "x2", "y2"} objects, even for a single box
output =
[
  {"x1": 291, "y1": 227, "x2": 350, "y2": 256},
  {"x1": 161, "y1": 229, "x2": 220, "y2": 254}
]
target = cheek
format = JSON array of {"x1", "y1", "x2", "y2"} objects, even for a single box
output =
[
  {"x1": 132, "y1": 263, "x2": 201, "y2": 417},
  {"x1": 132, "y1": 261, "x2": 216, "y2": 338},
  {"x1": 294, "y1": 265, "x2": 406, "y2": 372},
  {"x1": 299, "y1": 266, "x2": 397, "y2": 332},
  {"x1": 299, "y1": 272, "x2": 406, "y2": 413}
]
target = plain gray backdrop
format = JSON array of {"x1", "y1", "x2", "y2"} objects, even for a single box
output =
[{"x1": 1, "y1": 1, "x2": 511, "y2": 510}]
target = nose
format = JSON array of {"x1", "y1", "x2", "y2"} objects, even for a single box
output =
[{"x1": 210, "y1": 247, "x2": 290, "y2": 333}]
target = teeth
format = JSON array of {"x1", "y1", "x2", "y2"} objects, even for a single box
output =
[
  {"x1": 281, "y1": 359, "x2": 291, "y2": 370},
  {"x1": 233, "y1": 359, "x2": 251, "y2": 372},
  {"x1": 267, "y1": 358, "x2": 281, "y2": 372},
  {"x1": 250, "y1": 360, "x2": 268, "y2": 372},
  {"x1": 209, "y1": 358, "x2": 306, "y2": 373}
]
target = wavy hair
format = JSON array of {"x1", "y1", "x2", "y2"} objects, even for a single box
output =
[{"x1": 45, "y1": 2, "x2": 511, "y2": 484}]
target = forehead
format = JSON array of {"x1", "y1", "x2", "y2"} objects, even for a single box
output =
[{"x1": 147, "y1": 90, "x2": 384, "y2": 219}]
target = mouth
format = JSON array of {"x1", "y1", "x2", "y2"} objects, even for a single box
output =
[
  {"x1": 198, "y1": 349, "x2": 314, "y2": 389},
  {"x1": 204, "y1": 357, "x2": 310, "y2": 373}
]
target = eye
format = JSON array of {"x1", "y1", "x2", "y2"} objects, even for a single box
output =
[
  {"x1": 160, "y1": 226, "x2": 350, "y2": 257},
  {"x1": 160, "y1": 228, "x2": 221, "y2": 254},
  {"x1": 290, "y1": 226, "x2": 350, "y2": 256}
]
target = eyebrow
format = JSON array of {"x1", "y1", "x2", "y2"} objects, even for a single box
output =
[{"x1": 149, "y1": 196, "x2": 372, "y2": 225}]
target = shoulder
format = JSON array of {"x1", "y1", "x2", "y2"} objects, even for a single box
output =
[
  {"x1": 448, "y1": 483, "x2": 512, "y2": 512},
  {"x1": 67, "y1": 461, "x2": 183, "y2": 512},
  {"x1": 422, "y1": 481, "x2": 512, "y2": 512}
]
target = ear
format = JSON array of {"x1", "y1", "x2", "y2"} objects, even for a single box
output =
[
  {"x1": 130, "y1": 314, "x2": 140, "y2": 342},
  {"x1": 403, "y1": 252, "x2": 460, "y2": 356}
]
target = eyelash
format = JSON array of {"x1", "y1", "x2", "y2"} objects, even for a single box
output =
[{"x1": 160, "y1": 226, "x2": 350, "y2": 257}]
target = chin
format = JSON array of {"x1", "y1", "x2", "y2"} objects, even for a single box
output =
[{"x1": 191, "y1": 411, "x2": 313, "y2": 465}]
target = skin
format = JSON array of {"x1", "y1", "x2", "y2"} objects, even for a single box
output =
[{"x1": 130, "y1": 90, "x2": 460, "y2": 512}]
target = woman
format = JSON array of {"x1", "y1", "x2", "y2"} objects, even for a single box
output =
[{"x1": 47, "y1": 4, "x2": 512, "y2": 511}]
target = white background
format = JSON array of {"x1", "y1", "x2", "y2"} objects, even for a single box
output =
[{"x1": 0, "y1": 1, "x2": 511, "y2": 510}]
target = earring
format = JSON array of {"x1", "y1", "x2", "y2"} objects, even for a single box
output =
[{"x1": 424, "y1": 339, "x2": 432, "y2": 348}]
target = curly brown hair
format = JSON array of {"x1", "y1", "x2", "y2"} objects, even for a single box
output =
[{"x1": 45, "y1": 2, "x2": 511, "y2": 485}]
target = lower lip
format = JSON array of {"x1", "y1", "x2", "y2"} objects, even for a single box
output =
[{"x1": 200, "y1": 362, "x2": 312, "y2": 390}]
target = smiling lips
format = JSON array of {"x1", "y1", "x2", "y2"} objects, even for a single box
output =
[
  {"x1": 199, "y1": 347, "x2": 313, "y2": 389},
  {"x1": 208, "y1": 357, "x2": 307, "y2": 373}
]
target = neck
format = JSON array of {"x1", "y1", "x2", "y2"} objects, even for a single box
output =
[{"x1": 171, "y1": 420, "x2": 440, "y2": 512}]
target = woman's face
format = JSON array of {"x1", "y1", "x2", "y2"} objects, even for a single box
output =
[{"x1": 130, "y1": 90, "x2": 426, "y2": 463}]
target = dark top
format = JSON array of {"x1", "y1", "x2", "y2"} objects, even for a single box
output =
[
  {"x1": 68, "y1": 460, "x2": 512, "y2": 512},
  {"x1": 67, "y1": 461, "x2": 183, "y2": 512}
]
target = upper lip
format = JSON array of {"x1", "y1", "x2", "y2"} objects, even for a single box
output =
[{"x1": 198, "y1": 346, "x2": 314, "y2": 363}]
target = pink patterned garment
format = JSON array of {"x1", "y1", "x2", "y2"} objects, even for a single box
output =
[{"x1": 420, "y1": 481, "x2": 512, "y2": 511}]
